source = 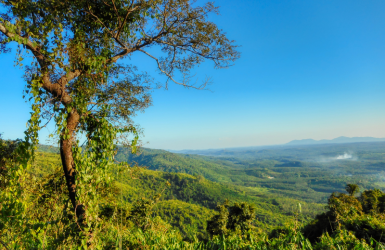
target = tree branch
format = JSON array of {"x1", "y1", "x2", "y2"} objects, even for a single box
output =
[
  {"x1": 116, "y1": 3, "x2": 139, "y2": 39},
  {"x1": 0, "y1": 22, "x2": 76, "y2": 105},
  {"x1": 138, "y1": 48, "x2": 207, "y2": 89},
  {"x1": 0, "y1": 22, "x2": 46, "y2": 68}
]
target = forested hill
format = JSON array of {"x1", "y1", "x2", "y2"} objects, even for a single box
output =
[
  {"x1": 115, "y1": 146, "x2": 236, "y2": 183},
  {"x1": 34, "y1": 148, "x2": 324, "y2": 237},
  {"x1": 113, "y1": 143, "x2": 384, "y2": 204},
  {"x1": 38, "y1": 145, "x2": 238, "y2": 183},
  {"x1": 30, "y1": 143, "x2": 385, "y2": 246},
  {"x1": 39, "y1": 143, "x2": 385, "y2": 206},
  {"x1": 37, "y1": 141, "x2": 385, "y2": 215}
]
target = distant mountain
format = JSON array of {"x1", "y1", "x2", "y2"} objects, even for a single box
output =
[
  {"x1": 169, "y1": 137, "x2": 385, "y2": 155},
  {"x1": 286, "y1": 136, "x2": 385, "y2": 146}
]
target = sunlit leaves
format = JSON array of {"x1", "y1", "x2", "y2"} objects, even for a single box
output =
[{"x1": 0, "y1": 0, "x2": 239, "y2": 247}]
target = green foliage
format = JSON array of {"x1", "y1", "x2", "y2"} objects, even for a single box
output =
[
  {"x1": 0, "y1": 134, "x2": 19, "y2": 189},
  {"x1": 361, "y1": 189, "x2": 385, "y2": 214},
  {"x1": 4, "y1": 0, "x2": 385, "y2": 248},
  {"x1": 314, "y1": 230, "x2": 383, "y2": 250},
  {"x1": 1, "y1": 0, "x2": 240, "y2": 247},
  {"x1": 207, "y1": 200, "x2": 255, "y2": 236},
  {"x1": 173, "y1": 142, "x2": 385, "y2": 203},
  {"x1": 227, "y1": 202, "x2": 256, "y2": 233},
  {"x1": 153, "y1": 200, "x2": 213, "y2": 241},
  {"x1": 346, "y1": 184, "x2": 360, "y2": 196},
  {"x1": 129, "y1": 197, "x2": 158, "y2": 231},
  {"x1": 37, "y1": 148, "x2": 326, "y2": 231},
  {"x1": 116, "y1": 144, "x2": 385, "y2": 207},
  {"x1": 304, "y1": 184, "x2": 385, "y2": 245},
  {"x1": 207, "y1": 201, "x2": 230, "y2": 236},
  {"x1": 3, "y1": 148, "x2": 385, "y2": 249}
]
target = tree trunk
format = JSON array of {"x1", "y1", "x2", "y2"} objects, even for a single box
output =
[{"x1": 59, "y1": 110, "x2": 85, "y2": 221}]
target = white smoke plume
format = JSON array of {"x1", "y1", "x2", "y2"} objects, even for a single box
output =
[
  {"x1": 336, "y1": 153, "x2": 353, "y2": 160},
  {"x1": 315, "y1": 152, "x2": 357, "y2": 162}
]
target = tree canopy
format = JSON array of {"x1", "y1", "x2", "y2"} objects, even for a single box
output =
[
  {"x1": 346, "y1": 184, "x2": 360, "y2": 196},
  {"x1": 0, "y1": 0, "x2": 239, "y2": 245}
]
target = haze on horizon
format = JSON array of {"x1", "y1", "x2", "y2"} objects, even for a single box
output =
[{"x1": 1, "y1": 0, "x2": 385, "y2": 150}]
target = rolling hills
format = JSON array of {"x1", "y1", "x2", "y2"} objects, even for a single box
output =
[
  {"x1": 34, "y1": 148, "x2": 323, "y2": 237},
  {"x1": 35, "y1": 141, "x2": 385, "y2": 238}
]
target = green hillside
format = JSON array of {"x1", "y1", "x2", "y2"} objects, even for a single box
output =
[
  {"x1": 2, "y1": 143, "x2": 385, "y2": 248},
  {"x1": 153, "y1": 200, "x2": 212, "y2": 240},
  {"x1": 34, "y1": 150, "x2": 323, "y2": 236},
  {"x1": 115, "y1": 144, "x2": 385, "y2": 204},
  {"x1": 115, "y1": 147, "x2": 235, "y2": 183},
  {"x1": 31, "y1": 143, "x2": 385, "y2": 247}
]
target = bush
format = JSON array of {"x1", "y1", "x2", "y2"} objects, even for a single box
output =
[{"x1": 207, "y1": 200, "x2": 255, "y2": 236}]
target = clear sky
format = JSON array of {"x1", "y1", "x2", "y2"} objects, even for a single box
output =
[{"x1": 1, "y1": 0, "x2": 385, "y2": 150}]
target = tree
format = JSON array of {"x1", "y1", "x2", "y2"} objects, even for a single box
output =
[
  {"x1": 206, "y1": 199, "x2": 230, "y2": 236},
  {"x1": 360, "y1": 189, "x2": 384, "y2": 213},
  {"x1": 0, "y1": 0, "x2": 239, "y2": 243},
  {"x1": 304, "y1": 188, "x2": 385, "y2": 245},
  {"x1": 207, "y1": 200, "x2": 255, "y2": 236},
  {"x1": 226, "y1": 202, "x2": 255, "y2": 233},
  {"x1": 345, "y1": 184, "x2": 360, "y2": 196}
]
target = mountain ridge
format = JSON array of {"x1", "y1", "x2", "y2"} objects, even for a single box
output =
[
  {"x1": 168, "y1": 136, "x2": 385, "y2": 154},
  {"x1": 285, "y1": 136, "x2": 385, "y2": 146}
]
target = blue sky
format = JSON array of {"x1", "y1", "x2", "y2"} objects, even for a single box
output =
[{"x1": 1, "y1": 0, "x2": 385, "y2": 150}]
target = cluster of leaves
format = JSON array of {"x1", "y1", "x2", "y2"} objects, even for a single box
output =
[
  {"x1": 206, "y1": 200, "x2": 255, "y2": 236},
  {"x1": 304, "y1": 184, "x2": 385, "y2": 246},
  {"x1": 0, "y1": 134, "x2": 20, "y2": 189},
  {"x1": 153, "y1": 200, "x2": 213, "y2": 242},
  {"x1": 0, "y1": 139, "x2": 163, "y2": 249}
]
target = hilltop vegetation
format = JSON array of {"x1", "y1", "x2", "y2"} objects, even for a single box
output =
[
  {"x1": 2, "y1": 142, "x2": 385, "y2": 249},
  {"x1": 34, "y1": 141, "x2": 385, "y2": 234},
  {"x1": 33, "y1": 150, "x2": 320, "y2": 235},
  {"x1": 38, "y1": 142, "x2": 385, "y2": 229}
]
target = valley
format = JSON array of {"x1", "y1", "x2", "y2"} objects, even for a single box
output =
[
  {"x1": 34, "y1": 141, "x2": 385, "y2": 239},
  {"x1": 117, "y1": 141, "x2": 385, "y2": 204}
]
